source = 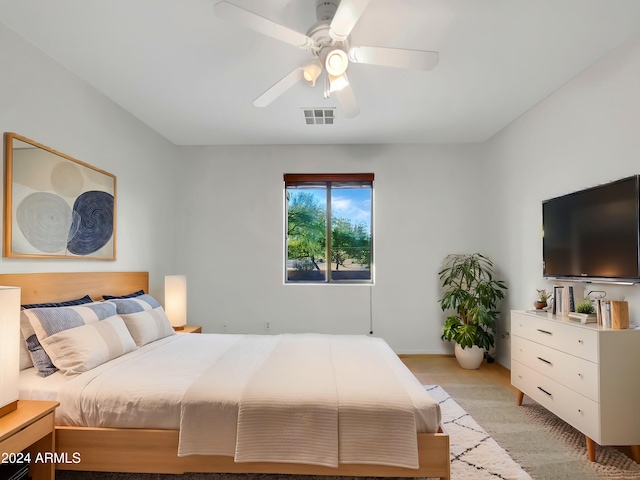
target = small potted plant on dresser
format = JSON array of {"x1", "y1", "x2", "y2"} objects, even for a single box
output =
[
  {"x1": 568, "y1": 297, "x2": 597, "y2": 324},
  {"x1": 535, "y1": 289, "x2": 550, "y2": 310},
  {"x1": 439, "y1": 253, "x2": 508, "y2": 369}
]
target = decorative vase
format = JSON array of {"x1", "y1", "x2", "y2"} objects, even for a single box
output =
[
  {"x1": 534, "y1": 301, "x2": 547, "y2": 310},
  {"x1": 454, "y1": 343, "x2": 485, "y2": 370}
]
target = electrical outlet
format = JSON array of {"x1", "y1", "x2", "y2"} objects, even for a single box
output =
[
  {"x1": 222, "y1": 323, "x2": 228, "y2": 332},
  {"x1": 265, "y1": 321, "x2": 271, "y2": 331}
]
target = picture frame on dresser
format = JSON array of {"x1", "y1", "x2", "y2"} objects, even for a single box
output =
[{"x1": 510, "y1": 309, "x2": 640, "y2": 463}]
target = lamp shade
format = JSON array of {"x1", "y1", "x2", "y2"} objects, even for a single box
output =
[
  {"x1": 164, "y1": 275, "x2": 187, "y2": 329},
  {"x1": 302, "y1": 61, "x2": 322, "y2": 87},
  {"x1": 0, "y1": 286, "x2": 21, "y2": 418}
]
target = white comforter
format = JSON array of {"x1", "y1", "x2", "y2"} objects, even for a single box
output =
[{"x1": 51, "y1": 334, "x2": 440, "y2": 469}]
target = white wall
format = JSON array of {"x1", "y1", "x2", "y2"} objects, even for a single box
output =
[
  {"x1": 0, "y1": 21, "x2": 178, "y2": 296},
  {"x1": 485, "y1": 33, "x2": 640, "y2": 366},
  {"x1": 174, "y1": 143, "x2": 492, "y2": 353}
]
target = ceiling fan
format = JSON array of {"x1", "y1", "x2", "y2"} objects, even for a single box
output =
[{"x1": 214, "y1": 0, "x2": 439, "y2": 118}]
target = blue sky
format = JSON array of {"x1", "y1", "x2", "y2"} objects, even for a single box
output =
[{"x1": 291, "y1": 188, "x2": 371, "y2": 230}]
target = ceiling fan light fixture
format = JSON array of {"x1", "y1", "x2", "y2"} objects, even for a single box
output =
[
  {"x1": 325, "y1": 48, "x2": 349, "y2": 76},
  {"x1": 302, "y1": 61, "x2": 322, "y2": 87}
]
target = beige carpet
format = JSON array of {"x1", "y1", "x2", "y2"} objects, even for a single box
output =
[{"x1": 444, "y1": 384, "x2": 640, "y2": 480}]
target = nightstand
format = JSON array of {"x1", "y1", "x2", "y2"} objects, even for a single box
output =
[
  {"x1": 0, "y1": 400, "x2": 58, "y2": 480},
  {"x1": 173, "y1": 325, "x2": 202, "y2": 334}
]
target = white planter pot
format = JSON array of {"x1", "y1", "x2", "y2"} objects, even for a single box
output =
[{"x1": 454, "y1": 343, "x2": 485, "y2": 370}]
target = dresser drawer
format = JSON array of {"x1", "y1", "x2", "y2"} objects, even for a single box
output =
[
  {"x1": 512, "y1": 360, "x2": 600, "y2": 442},
  {"x1": 512, "y1": 335, "x2": 599, "y2": 402},
  {"x1": 511, "y1": 312, "x2": 598, "y2": 362}
]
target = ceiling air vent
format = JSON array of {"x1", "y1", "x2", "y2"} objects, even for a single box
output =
[{"x1": 302, "y1": 108, "x2": 335, "y2": 125}]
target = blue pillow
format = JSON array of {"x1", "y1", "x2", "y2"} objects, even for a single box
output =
[
  {"x1": 22, "y1": 294, "x2": 93, "y2": 310},
  {"x1": 102, "y1": 290, "x2": 145, "y2": 300}
]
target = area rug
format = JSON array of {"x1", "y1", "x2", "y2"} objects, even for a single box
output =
[
  {"x1": 426, "y1": 385, "x2": 531, "y2": 480},
  {"x1": 444, "y1": 384, "x2": 640, "y2": 480},
  {"x1": 56, "y1": 385, "x2": 529, "y2": 480}
]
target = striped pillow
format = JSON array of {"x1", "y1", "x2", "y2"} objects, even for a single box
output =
[
  {"x1": 21, "y1": 295, "x2": 94, "y2": 377},
  {"x1": 107, "y1": 294, "x2": 175, "y2": 346},
  {"x1": 24, "y1": 302, "x2": 137, "y2": 376}
]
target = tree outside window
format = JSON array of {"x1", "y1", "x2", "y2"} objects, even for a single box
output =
[{"x1": 285, "y1": 174, "x2": 373, "y2": 283}]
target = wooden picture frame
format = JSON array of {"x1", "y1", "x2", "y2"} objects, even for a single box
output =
[{"x1": 3, "y1": 133, "x2": 116, "y2": 260}]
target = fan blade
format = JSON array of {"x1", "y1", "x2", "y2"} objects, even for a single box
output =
[
  {"x1": 334, "y1": 75, "x2": 359, "y2": 118},
  {"x1": 214, "y1": 2, "x2": 314, "y2": 48},
  {"x1": 253, "y1": 67, "x2": 304, "y2": 107},
  {"x1": 329, "y1": 0, "x2": 370, "y2": 42},
  {"x1": 349, "y1": 46, "x2": 439, "y2": 70}
]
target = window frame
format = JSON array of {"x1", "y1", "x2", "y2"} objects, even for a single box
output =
[{"x1": 284, "y1": 173, "x2": 374, "y2": 285}]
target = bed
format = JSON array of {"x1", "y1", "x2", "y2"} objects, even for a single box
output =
[{"x1": 2, "y1": 271, "x2": 450, "y2": 479}]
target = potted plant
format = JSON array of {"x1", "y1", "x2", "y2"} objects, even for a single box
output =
[
  {"x1": 535, "y1": 289, "x2": 550, "y2": 310},
  {"x1": 568, "y1": 297, "x2": 597, "y2": 323},
  {"x1": 439, "y1": 253, "x2": 507, "y2": 369},
  {"x1": 575, "y1": 297, "x2": 595, "y2": 314}
]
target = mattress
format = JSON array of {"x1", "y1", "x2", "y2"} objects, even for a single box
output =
[
  {"x1": 19, "y1": 365, "x2": 68, "y2": 401},
  {"x1": 19, "y1": 333, "x2": 441, "y2": 468}
]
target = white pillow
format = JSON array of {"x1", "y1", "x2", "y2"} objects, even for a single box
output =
[
  {"x1": 119, "y1": 310, "x2": 175, "y2": 347},
  {"x1": 107, "y1": 294, "x2": 175, "y2": 346},
  {"x1": 24, "y1": 302, "x2": 137, "y2": 376}
]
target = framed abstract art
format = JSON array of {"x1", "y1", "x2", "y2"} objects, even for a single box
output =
[{"x1": 3, "y1": 132, "x2": 116, "y2": 260}]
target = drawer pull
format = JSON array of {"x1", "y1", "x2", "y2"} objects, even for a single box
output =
[
  {"x1": 537, "y1": 386, "x2": 552, "y2": 397},
  {"x1": 537, "y1": 356, "x2": 552, "y2": 366},
  {"x1": 578, "y1": 339, "x2": 584, "y2": 344},
  {"x1": 537, "y1": 329, "x2": 553, "y2": 335}
]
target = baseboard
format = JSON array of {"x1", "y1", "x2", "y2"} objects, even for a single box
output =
[{"x1": 397, "y1": 353, "x2": 455, "y2": 358}]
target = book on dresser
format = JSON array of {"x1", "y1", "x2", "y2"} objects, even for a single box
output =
[
  {"x1": 568, "y1": 312, "x2": 597, "y2": 323},
  {"x1": 595, "y1": 300, "x2": 630, "y2": 329},
  {"x1": 553, "y1": 286, "x2": 563, "y2": 315}
]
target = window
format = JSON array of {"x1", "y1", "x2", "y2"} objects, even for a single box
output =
[{"x1": 285, "y1": 173, "x2": 373, "y2": 283}]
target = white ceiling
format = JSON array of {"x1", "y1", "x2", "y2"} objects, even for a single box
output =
[{"x1": 1, "y1": 0, "x2": 640, "y2": 146}]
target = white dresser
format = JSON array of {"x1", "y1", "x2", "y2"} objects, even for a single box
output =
[{"x1": 511, "y1": 310, "x2": 640, "y2": 462}]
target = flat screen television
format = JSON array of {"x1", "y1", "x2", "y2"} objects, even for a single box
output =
[{"x1": 542, "y1": 175, "x2": 640, "y2": 283}]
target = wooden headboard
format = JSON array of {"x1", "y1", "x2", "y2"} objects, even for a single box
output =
[{"x1": 0, "y1": 272, "x2": 148, "y2": 305}]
